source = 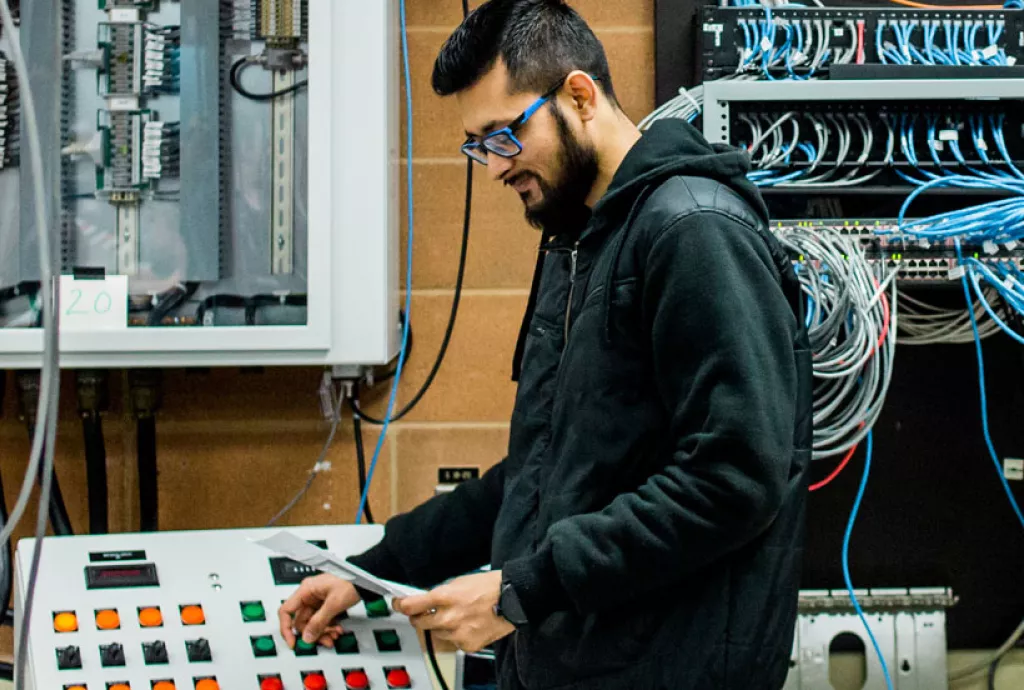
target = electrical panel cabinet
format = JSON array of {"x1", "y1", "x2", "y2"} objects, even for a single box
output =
[{"x1": 0, "y1": 0, "x2": 400, "y2": 368}]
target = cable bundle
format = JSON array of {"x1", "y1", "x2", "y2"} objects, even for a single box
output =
[
  {"x1": 736, "y1": 7, "x2": 859, "y2": 79},
  {"x1": 0, "y1": 51, "x2": 18, "y2": 169},
  {"x1": 141, "y1": 121, "x2": 180, "y2": 180},
  {"x1": 876, "y1": 17, "x2": 1016, "y2": 66},
  {"x1": 776, "y1": 226, "x2": 897, "y2": 460},
  {"x1": 143, "y1": 26, "x2": 180, "y2": 94},
  {"x1": 897, "y1": 289, "x2": 1002, "y2": 344},
  {"x1": 955, "y1": 253, "x2": 1024, "y2": 345}
]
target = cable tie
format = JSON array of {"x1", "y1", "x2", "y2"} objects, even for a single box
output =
[{"x1": 948, "y1": 266, "x2": 966, "y2": 280}]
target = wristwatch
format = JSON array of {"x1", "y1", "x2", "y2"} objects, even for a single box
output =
[{"x1": 494, "y1": 581, "x2": 529, "y2": 626}]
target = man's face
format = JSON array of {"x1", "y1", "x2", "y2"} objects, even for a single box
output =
[{"x1": 456, "y1": 62, "x2": 598, "y2": 231}]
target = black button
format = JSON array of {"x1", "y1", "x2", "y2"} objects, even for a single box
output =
[
  {"x1": 100, "y1": 643, "x2": 126, "y2": 667},
  {"x1": 56, "y1": 645, "x2": 82, "y2": 670},
  {"x1": 186, "y1": 638, "x2": 212, "y2": 662},
  {"x1": 143, "y1": 641, "x2": 169, "y2": 665}
]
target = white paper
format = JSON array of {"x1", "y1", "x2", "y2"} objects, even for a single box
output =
[
  {"x1": 251, "y1": 531, "x2": 425, "y2": 599},
  {"x1": 59, "y1": 275, "x2": 128, "y2": 332}
]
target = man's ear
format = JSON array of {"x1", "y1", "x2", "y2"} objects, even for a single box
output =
[{"x1": 564, "y1": 71, "x2": 599, "y2": 123}]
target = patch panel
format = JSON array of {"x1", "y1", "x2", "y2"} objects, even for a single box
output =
[{"x1": 702, "y1": 5, "x2": 1024, "y2": 79}]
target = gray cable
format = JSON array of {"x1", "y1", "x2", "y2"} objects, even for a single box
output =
[
  {"x1": 266, "y1": 385, "x2": 346, "y2": 527},
  {"x1": 0, "y1": 1, "x2": 61, "y2": 687}
]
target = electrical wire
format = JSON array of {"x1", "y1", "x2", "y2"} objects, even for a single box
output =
[
  {"x1": 842, "y1": 431, "x2": 895, "y2": 690},
  {"x1": 351, "y1": 384, "x2": 374, "y2": 524},
  {"x1": 0, "y1": 2, "x2": 62, "y2": 687},
  {"x1": 886, "y1": 0, "x2": 1002, "y2": 9},
  {"x1": 266, "y1": 385, "x2": 345, "y2": 527},
  {"x1": 953, "y1": 240, "x2": 1024, "y2": 532},
  {"x1": 950, "y1": 616, "x2": 1024, "y2": 682},
  {"x1": 353, "y1": 0, "x2": 416, "y2": 526},
  {"x1": 229, "y1": 56, "x2": 308, "y2": 101},
  {"x1": 777, "y1": 226, "x2": 898, "y2": 460},
  {"x1": 425, "y1": 629, "x2": 451, "y2": 690}
]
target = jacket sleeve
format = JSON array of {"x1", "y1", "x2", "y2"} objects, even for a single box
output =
[
  {"x1": 347, "y1": 458, "x2": 506, "y2": 589},
  {"x1": 501, "y1": 210, "x2": 800, "y2": 620}
]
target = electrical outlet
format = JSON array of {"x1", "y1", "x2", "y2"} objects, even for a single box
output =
[{"x1": 1005, "y1": 458, "x2": 1024, "y2": 481}]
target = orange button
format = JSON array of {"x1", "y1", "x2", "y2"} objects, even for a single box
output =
[
  {"x1": 109, "y1": 685, "x2": 131, "y2": 690},
  {"x1": 195, "y1": 680, "x2": 219, "y2": 690},
  {"x1": 53, "y1": 611, "x2": 78, "y2": 633},
  {"x1": 139, "y1": 607, "x2": 163, "y2": 627},
  {"x1": 66, "y1": 686, "x2": 86, "y2": 690},
  {"x1": 153, "y1": 682, "x2": 176, "y2": 690},
  {"x1": 95, "y1": 609, "x2": 120, "y2": 630},
  {"x1": 180, "y1": 605, "x2": 205, "y2": 625}
]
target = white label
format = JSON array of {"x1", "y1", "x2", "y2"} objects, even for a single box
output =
[
  {"x1": 983, "y1": 44, "x2": 1000, "y2": 59},
  {"x1": 948, "y1": 266, "x2": 966, "y2": 280},
  {"x1": 834, "y1": 28, "x2": 845, "y2": 37},
  {"x1": 58, "y1": 275, "x2": 128, "y2": 332},
  {"x1": 1008, "y1": 56, "x2": 1018, "y2": 66},
  {"x1": 975, "y1": 138, "x2": 988, "y2": 151},
  {"x1": 108, "y1": 96, "x2": 138, "y2": 111},
  {"x1": 933, "y1": 140, "x2": 945, "y2": 151},
  {"x1": 1006, "y1": 458, "x2": 1024, "y2": 481},
  {"x1": 791, "y1": 51, "x2": 806, "y2": 65},
  {"x1": 108, "y1": 8, "x2": 139, "y2": 23},
  {"x1": 939, "y1": 129, "x2": 959, "y2": 141},
  {"x1": 761, "y1": 37, "x2": 773, "y2": 52},
  {"x1": 983, "y1": 240, "x2": 999, "y2": 255},
  {"x1": 1005, "y1": 240, "x2": 1019, "y2": 250},
  {"x1": 918, "y1": 238, "x2": 931, "y2": 249}
]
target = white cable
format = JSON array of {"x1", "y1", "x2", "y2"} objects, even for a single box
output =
[{"x1": 0, "y1": 2, "x2": 62, "y2": 688}]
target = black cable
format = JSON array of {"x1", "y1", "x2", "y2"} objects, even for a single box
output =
[
  {"x1": 147, "y1": 282, "x2": 199, "y2": 326},
  {"x1": 349, "y1": 157, "x2": 473, "y2": 425},
  {"x1": 230, "y1": 57, "x2": 308, "y2": 101},
  {"x1": 82, "y1": 412, "x2": 108, "y2": 534},
  {"x1": 0, "y1": 464, "x2": 12, "y2": 629},
  {"x1": 137, "y1": 415, "x2": 158, "y2": 532},
  {"x1": 376, "y1": 310, "x2": 413, "y2": 382},
  {"x1": 425, "y1": 630, "x2": 452, "y2": 690},
  {"x1": 44, "y1": 448, "x2": 74, "y2": 536},
  {"x1": 352, "y1": 405, "x2": 375, "y2": 524}
]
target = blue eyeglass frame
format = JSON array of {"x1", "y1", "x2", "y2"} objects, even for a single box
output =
[{"x1": 460, "y1": 77, "x2": 570, "y2": 164}]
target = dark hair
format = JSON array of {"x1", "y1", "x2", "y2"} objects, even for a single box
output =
[{"x1": 432, "y1": 0, "x2": 619, "y2": 107}]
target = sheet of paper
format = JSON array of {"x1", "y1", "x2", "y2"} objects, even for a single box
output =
[{"x1": 251, "y1": 531, "x2": 425, "y2": 599}]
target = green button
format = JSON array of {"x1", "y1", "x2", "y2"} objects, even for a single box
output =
[
  {"x1": 295, "y1": 638, "x2": 317, "y2": 656},
  {"x1": 337, "y1": 632, "x2": 358, "y2": 653},
  {"x1": 365, "y1": 599, "x2": 389, "y2": 617},
  {"x1": 380, "y1": 631, "x2": 399, "y2": 646},
  {"x1": 241, "y1": 602, "x2": 266, "y2": 622},
  {"x1": 252, "y1": 636, "x2": 276, "y2": 657}
]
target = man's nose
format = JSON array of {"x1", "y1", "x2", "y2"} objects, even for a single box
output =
[{"x1": 487, "y1": 153, "x2": 514, "y2": 182}]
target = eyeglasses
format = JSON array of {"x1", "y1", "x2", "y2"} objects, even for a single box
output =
[{"x1": 460, "y1": 77, "x2": 568, "y2": 165}]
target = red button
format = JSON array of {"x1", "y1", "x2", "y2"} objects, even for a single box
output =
[
  {"x1": 344, "y1": 671, "x2": 369, "y2": 690},
  {"x1": 304, "y1": 673, "x2": 328, "y2": 690},
  {"x1": 260, "y1": 678, "x2": 284, "y2": 690},
  {"x1": 387, "y1": 668, "x2": 411, "y2": 688}
]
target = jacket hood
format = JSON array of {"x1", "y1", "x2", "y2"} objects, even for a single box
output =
[{"x1": 588, "y1": 119, "x2": 769, "y2": 236}]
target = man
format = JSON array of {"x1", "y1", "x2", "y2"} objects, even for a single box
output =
[{"x1": 279, "y1": 1, "x2": 812, "y2": 688}]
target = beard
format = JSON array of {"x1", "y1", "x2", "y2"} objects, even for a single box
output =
[{"x1": 516, "y1": 104, "x2": 599, "y2": 234}]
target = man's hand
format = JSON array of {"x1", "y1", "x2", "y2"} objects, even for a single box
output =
[
  {"x1": 278, "y1": 574, "x2": 360, "y2": 649},
  {"x1": 392, "y1": 570, "x2": 514, "y2": 653}
]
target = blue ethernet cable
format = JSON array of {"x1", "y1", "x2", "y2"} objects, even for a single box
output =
[{"x1": 842, "y1": 431, "x2": 895, "y2": 690}]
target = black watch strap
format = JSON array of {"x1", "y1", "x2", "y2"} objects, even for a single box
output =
[{"x1": 496, "y1": 581, "x2": 529, "y2": 626}]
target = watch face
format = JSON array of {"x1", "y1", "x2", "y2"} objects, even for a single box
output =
[{"x1": 501, "y1": 584, "x2": 528, "y2": 626}]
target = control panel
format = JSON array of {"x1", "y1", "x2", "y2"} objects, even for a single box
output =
[{"x1": 14, "y1": 526, "x2": 432, "y2": 690}]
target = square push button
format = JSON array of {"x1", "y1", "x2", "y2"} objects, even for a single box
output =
[
  {"x1": 335, "y1": 631, "x2": 358, "y2": 654},
  {"x1": 364, "y1": 598, "x2": 390, "y2": 618},
  {"x1": 294, "y1": 638, "x2": 318, "y2": 656},
  {"x1": 240, "y1": 601, "x2": 266, "y2": 622},
  {"x1": 374, "y1": 629, "x2": 401, "y2": 652},
  {"x1": 251, "y1": 635, "x2": 277, "y2": 657}
]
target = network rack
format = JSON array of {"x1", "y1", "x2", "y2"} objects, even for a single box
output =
[{"x1": 701, "y1": 4, "x2": 1024, "y2": 80}]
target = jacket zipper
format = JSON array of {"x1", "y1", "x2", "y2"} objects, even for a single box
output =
[{"x1": 564, "y1": 242, "x2": 579, "y2": 343}]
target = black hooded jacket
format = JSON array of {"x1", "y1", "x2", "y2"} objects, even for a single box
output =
[{"x1": 350, "y1": 120, "x2": 813, "y2": 690}]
